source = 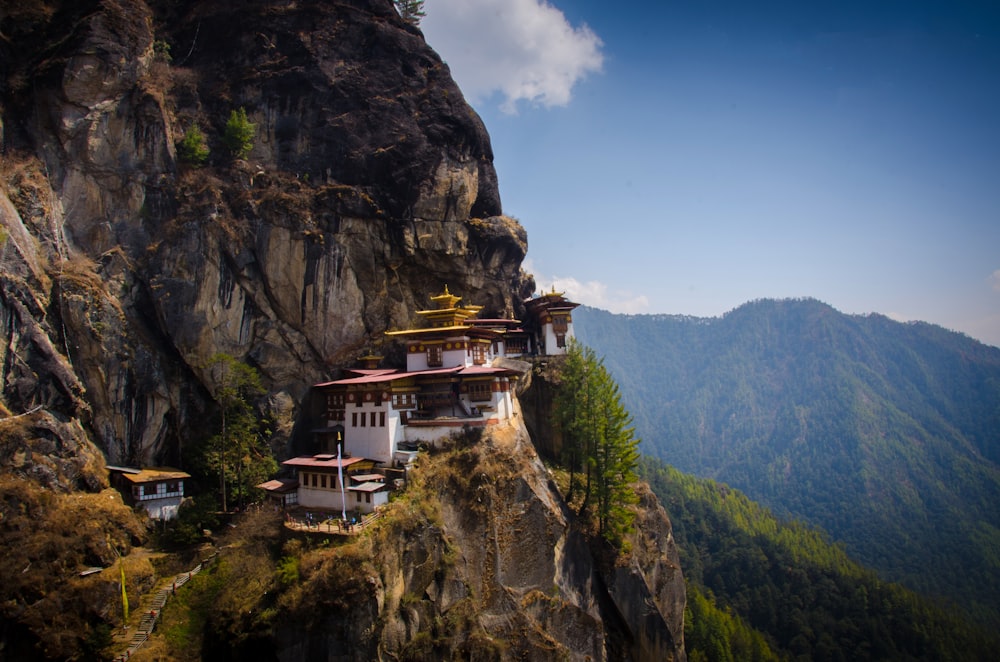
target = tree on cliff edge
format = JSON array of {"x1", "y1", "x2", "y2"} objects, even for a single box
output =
[
  {"x1": 556, "y1": 340, "x2": 640, "y2": 546},
  {"x1": 394, "y1": 0, "x2": 426, "y2": 26},
  {"x1": 203, "y1": 354, "x2": 276, "y2": 512}
]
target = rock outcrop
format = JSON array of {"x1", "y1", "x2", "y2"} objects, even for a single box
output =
[
  {"x1": 221, "y1": 418, "x2": 685, "y2": 661},
  {"x1": 1, "y1": 0, "x2": 530, "y2": 466}
]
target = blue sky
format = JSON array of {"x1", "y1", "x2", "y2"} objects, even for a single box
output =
[{"x1": 421, "y1": 0, "x2": 1000, "y2": 347}]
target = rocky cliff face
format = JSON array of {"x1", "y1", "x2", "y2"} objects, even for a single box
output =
[
  {"x1": 1, "y1": 0, "x2": 530, "y2": 467},
  {"x1": 1, "y1": 1, "x2": 686, "y2": 659},
  {"x1": 205, "y1": 417, "x2": 685, "y2": 662}
]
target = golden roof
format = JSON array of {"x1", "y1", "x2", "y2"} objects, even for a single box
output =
[{"x1": 414, "y1": 285, "x2": 484, "y2": 328}]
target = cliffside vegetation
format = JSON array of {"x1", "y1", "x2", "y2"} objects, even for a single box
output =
[
  {"x1": 575, "y1": 301, "x2": 1000, "y2": 628},
  {"x1": 641, "y1": 457, "x2": 999, "y2": 661},
  {"x1": 198, "y1": 354, "x2": 275, "y2": 513},
  {"x1": 393, "y1": 0, "x2": 426, "y2": 26},
  {"x1": 0, "y1": 412, "x2": 150, "y2": 660},
  {"x1": 553, "y1": 341, "x2": 641, "y2": 547}
]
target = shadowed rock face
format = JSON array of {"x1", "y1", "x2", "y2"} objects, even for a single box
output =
[{"x1": 1, "y1": 0, "x2": 531, "y2": 465}]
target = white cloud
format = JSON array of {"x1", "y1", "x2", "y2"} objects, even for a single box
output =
[
  {"x1": 529, "y1": 270, "x2": 649, "y2": 314},
  {"x1": 421, "y1": 0, "x2": 603, "y2": 113},
  {"x1": 990, "y1": 269, "x2": 1000, "y2": 293}
]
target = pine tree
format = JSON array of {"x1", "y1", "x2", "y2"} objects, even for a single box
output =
[
  {"x1": 592, "y1": 368, "x2": 640, "y2": 543},
  {"x1": 222, "y1": 107, "x2": 255, "y2": 160},
  {"x1": 177, "y1": 123, "x2": 209, "y2": 166},
  {"x1": 203, "y1": 354, "x2": 276, "y2": 511},
  {"x1": 394, "y1": 0, "x2": 426, "y2": 26},
  {"x1": 555, "y1": 340, "x2": 640, "y2": 545},
  {"x1": 555, "y1": 338, "x2": 589, "y2": 502}
]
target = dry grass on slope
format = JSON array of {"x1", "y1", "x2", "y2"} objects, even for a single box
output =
[{"x1": 0, "y1": 473, "x2": 150, "y2": 659}]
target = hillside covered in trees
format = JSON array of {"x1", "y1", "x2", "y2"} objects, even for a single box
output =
[
  {"x1": 640, "y1": 456, "x2": 999, "y2": 661},
  {"x1": 575, "y1": 300, "x2": 1000, "y2": 628}
]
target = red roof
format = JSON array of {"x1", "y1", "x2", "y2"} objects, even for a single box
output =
[
  {"x1": 314, "y1": 365, "x2": 464, "y2": 387},
  {"x1": 315, "y1": 371, "x2": 403, "y2": 386},
  {"x1": 256, "y1": 478, "x2": 299, "y2": 493}
]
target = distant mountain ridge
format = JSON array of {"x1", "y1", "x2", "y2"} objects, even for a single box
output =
[{"x1": 575, "y1": 299, "x2": 1000, "y2": 626}]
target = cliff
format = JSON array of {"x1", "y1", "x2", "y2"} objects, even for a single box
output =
[
  {"x1": 195, "y1": 416, "x2": 685, "y2": 662},
  {"x1": 0, "y1": 1, "x2": 685, "y2": 658},
  {"x1": 1, "y1": 0, "x2": 529, "y2": 468}
]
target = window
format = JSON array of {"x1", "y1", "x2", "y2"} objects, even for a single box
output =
[
  {"x1": 468, "y1": 381, "x2": 493, "y2": 402},
  {"x1": 427, "y1": 344, "x2": 442, "y2": 367},
  {"x1": 472, "y1": 343, "x2": 487, "y2": 365},
  {"x1": 379, "y1": 411, "x2": 386, "y2": 427},
  {"x1": 506, "y1": 338, "x2": 528, "y2": 354},
  {"x1": 321, "y1": 475, "x2": 327, "y2": 488},
  {"x1": 352, "y1": 412, "x2": 358, "y2": 427},
  {"x1": 553, "y1": 316, "x2": 569, "y2": 348},
  {"x1": 393, "y1": 393, "x2": 416, "y2": 409},
  {"x1": 370, "y1": 412, "x2": 376, "y2": 427},
  {"x1": 360, "y1": 413, "x2": 366, "y2": 427},
  {"x1": 365, "y1": 492, "x2": 371, "y2": 503}
]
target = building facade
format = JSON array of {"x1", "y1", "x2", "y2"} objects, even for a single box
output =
[
  {"x1": 108, "y1": 466, "x2": 190, "y2": 521},
  {"x1": 264, "y1": 287, "x2": 579, "y2": 512}
]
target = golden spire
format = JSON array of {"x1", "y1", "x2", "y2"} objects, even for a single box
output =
[{"x1": 430, "y1": 284, "x2": 463, "y2": 310}]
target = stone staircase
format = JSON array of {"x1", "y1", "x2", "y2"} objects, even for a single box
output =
[{"x1": 115, "y1": 556, "x2": 214, "y2": 661}]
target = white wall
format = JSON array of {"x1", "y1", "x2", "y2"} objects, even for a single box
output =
[
  {"x1": 542, "y1": 323, "x2": 575, "y2": 355},
  {"x1": 344, "y1": 402, "x2": 398, "y2": 464},
  {"x1": 298, "y1": 484, "x2": 348, "y2": 511},
  {"x1": 140, "y1": 496, "x2": 184, "y2": 521}
]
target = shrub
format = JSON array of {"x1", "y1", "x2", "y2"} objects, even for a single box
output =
[
  {"x1": 177, "y1": 124, "x2": 209, "y2": 166},
  {"x1": 222, "y1": 107, "x2": 255, "y2": 160},
  {"x1": 153, "y1": 39, "x2": 172, "y2": 63}
]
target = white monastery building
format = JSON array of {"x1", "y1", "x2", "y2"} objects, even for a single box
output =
[{"x1": 261, "y1": 287, "x2": 579, "y2": 514}]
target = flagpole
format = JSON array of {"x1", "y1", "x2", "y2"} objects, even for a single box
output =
[{"x1": 338, "y1": 445, "x2": 347, "y2": 522}]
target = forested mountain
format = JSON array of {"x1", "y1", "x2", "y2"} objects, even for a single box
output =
[
  {"x1": 640, "y1": 456, "x2": 998, "y2": 661},
  {"x1": 575, "y1": 300, "x2": 1000, "y2": 627}
]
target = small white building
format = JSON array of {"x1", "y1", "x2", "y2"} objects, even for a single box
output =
[
  {"x1": 280, "y1": 454, "x2": 389, "y2": 514},
  {"x1": 108, "y1": 466, "x2": 190, "y2": 521},
  {"x1": 524, "y1": 289, "x2": 580, "y2": 355},
  {"x1": 256, "y1": 477, "x2": 299, "y2": 508}
]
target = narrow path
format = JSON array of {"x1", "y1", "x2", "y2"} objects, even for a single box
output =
[{"x1": 113, "y1": 553, "x2": 217, "y2": 661}]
